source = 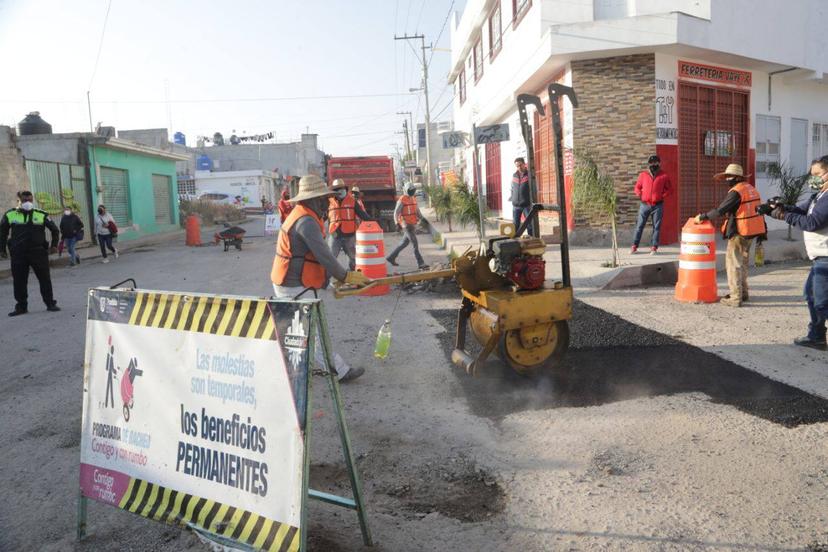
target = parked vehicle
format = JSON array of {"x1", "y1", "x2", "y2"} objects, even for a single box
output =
[
  {"x1": 197, "y1": 192, "x2": 239, "y2": 205},
  {"x1": 327, "y1": 156, "x2": 397, "y2": 232}
]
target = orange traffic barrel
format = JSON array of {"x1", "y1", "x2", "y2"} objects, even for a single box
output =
[
  {"x1": 675, "y1": 218, "x2": 718, "y2": 303},
  {"x1": 355, "y1": 221, "x2": 389, "y2": 296},
  {"x1": 185, "y1": 214, "x2": 202, "y2": 246}
]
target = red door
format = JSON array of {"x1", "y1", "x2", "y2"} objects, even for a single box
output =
[
  {"x1": 484, "y1": 142, "x2": 502, "y2": 211},
  {"x1": 678, "y1": 83, "x2": 749, "y2": 224}
]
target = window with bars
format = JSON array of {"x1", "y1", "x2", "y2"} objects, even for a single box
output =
[
  {"x1": 473, "y1": 38, "x2": 483, "y2": 82},
  {"x1": 458, "y1": 69, "x2": 466, "y2": 105},
  {"x1": 489, "y1": 3, "x2": 502, "y2": 59},
  {"x1": 513, "y1": 0, "x2": 531, "y2": 25},
  {"x1": 756, "y1": 115, "x2": 781, "y2": 176},
  {"x1": 813, "y1": 122, "x2": 828, "y2": 160}
]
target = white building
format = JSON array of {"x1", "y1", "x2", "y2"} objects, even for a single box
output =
[
  {"x1": 450, "y1": 0, "x2": 828, "y2": 243},
  {"x1": 194, "y1": 170, "x2": 278, "y2": 210}
]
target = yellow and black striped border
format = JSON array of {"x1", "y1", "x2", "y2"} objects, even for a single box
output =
[
  {"x1": 118, "y1": 477, "x2": 299, "y2": 552},
  {"x1": 127, "y1": 293, "x2": 276, "y2": 340}
]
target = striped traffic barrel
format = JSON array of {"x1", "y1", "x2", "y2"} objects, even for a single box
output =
[
  {"x1": 355, "y1": 221, "x2": 390, "y2": 296},
  {"x1": 674, "y1": 218, "x2": 718, "y2": 303}
]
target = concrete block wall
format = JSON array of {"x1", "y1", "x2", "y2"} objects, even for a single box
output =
[
  {"x1": 0, "y1": 126, "x2": 30, "y2": 210},
  {"x1": 571, "y1": 54, "x2": 656, "y2": 229}
]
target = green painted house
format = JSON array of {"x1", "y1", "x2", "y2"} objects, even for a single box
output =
[{"x1": 88, "y1": 138, "x2": 189, "y2": 241}]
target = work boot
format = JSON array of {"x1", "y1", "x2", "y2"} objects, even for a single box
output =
[
  {"x1": 8, "y1": 307, "x2": 27, "y2": 317},
  {"x1": 793, "y1": 336, "x2": 827, "y2": 351},
  {"x1": 46, "y1": 303, "x2": 61, "y2": 312},
  {"x1": 386, "y1": 257, "x2": 399, "y2": 267},
  {"x1": 339, "y1": 366, "x2": 365, "y2": 382},
  {"x1": 719, "y1": 296, "x2": 741, "y2": 307}
]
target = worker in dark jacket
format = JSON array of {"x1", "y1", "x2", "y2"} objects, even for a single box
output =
[
  {"x1": 631, "y1": 154, "x2": 672, "y2": 254},
  {"x1": 510, "y1": 157, "x2": 533, "y2": 237},
  {"x1": 695, "y1": 164, "x2": 764, "y2": 307},
  {"x1": 0, "y1": 190, "x2": 61, "y2": 315}
]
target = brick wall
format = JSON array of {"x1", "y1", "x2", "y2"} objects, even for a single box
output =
[
  {"x1": 0, "y1": 126, "x2": 30, "y2": 211},
  {"x1": 572, "y1": 54, "x2": 655, "y2": 230}
]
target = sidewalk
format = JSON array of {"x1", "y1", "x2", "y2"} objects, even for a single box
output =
[{"x1": 421, "y1": 205, "x2": 808, "y2": 291}]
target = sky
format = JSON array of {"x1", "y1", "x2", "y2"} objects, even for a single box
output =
[{"x1": 0, "y1": 0, "x2": 464, "y2": 157}]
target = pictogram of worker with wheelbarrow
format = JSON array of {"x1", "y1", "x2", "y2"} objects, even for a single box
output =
[{"x1": 119, "y1": 357, "x2": 143, "y2": 422}]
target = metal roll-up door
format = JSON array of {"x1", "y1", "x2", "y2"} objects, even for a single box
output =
[
  {"x1": 100, "y1": 167, "x2": 130, "y2": 226},
  {"x1": 152, "y1": 174, "x2": 172, "y2": 224}
]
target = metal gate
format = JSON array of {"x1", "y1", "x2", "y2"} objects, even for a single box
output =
[
  {"x1": 152, "y1": 174, "x2": 172, "y2": 224},
  {"x1": 533, "y1": 107, "x2": 558, "y2": 204},
  {"x1": 100, "y1": 167, "x2": 130, "y2": 227},
  {"x1": 484, "y1": 142, "x2": 502, "y2": 210},
  {"x1": 678, "y1": 83, "x2": 749, "y2": 222},
  {"x1": 25, "y1": 159, "x2": 92, "y2": 242}
]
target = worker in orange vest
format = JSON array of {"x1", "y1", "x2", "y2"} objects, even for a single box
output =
[
  {"x1": 352, "y1": 186, "x2": 367, "y2": 224},
  {"x1": 328, "y1": 179, "x2": 373, "y2": 270},
  {"x1": 387, "y1": 183, "x2": 427, "y2": 269},
  {"x1": 695, "y1": 164, "x2": 765, "y2": 307},
  {"x1": 271, "y1": 175, "x2": 371, "y2": 381}
]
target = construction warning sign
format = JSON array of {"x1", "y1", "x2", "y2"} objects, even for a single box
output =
[{"x1": 80, "y1": 288, "x2": 314, "y2": 552}]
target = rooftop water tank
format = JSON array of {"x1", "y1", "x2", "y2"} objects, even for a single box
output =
[
  {"x1": 18, "y1": 112, "x2": 52, "y2": 135},
  {"x1": 174, "y1": 132, "x2": 186, "y2": 146},
  {"x1": 197, "y1": 155, "x2": 212, "y2": 171}
]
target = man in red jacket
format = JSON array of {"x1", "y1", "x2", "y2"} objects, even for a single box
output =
[{"x1": 631, "y1": 154, "x2": 672, "y2": 254}]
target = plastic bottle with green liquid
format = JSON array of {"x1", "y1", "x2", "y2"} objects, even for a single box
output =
[{"x1": 374, "y1": 320, "x2": 391, "y2": 359}]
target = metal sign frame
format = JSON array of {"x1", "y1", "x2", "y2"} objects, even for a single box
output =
[{"x1": 77, "y1": 288, "x2": 372, "y2": 552}]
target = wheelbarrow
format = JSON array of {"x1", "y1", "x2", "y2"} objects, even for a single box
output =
[{"x1": 214, "y1": 225, "x2": 246, "y2": 251}]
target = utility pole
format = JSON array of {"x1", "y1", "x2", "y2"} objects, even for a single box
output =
[
  {"x1": 396, "y1": 110, "x2": 414, "y2": 158},
  {"x1": 395, "y1": 34, "x2": 433, "y2": 187},
  {"x1": 401, "y1": 119, "x2": 412, "y2": 159}
]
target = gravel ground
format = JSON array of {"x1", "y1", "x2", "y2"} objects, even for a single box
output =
[{"x1": 1, "y1": 222, "x2": 826, "y2": 551}]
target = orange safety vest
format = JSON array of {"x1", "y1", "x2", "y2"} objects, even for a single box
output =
[
  {"x1": 328, "y1": 194, "x2": 357, "y2": 234},
  {"x1": 271, "y1": 205, "x2": 326, "y2": 288},
  {"x1": 398, "y1": 195, "x2": 419, "y2": 225},
  {"x1": 723, "y1": 182, "x2": 764, "y2": 238}
]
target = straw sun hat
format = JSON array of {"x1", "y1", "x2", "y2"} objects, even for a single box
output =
[
  {"x1": 289, "y1": 175, "x2": 334, "y2": 203},
  {"x1": 713, "y1": 163, "x2": 751, "y2": 181}
]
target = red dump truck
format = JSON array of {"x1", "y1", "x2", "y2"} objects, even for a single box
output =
[{"x1": 326, "y1": 156, "x2": 398, "y2": 232}]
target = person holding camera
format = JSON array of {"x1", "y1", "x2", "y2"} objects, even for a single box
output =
[
  {"x1": 769, "y1": 156, "x2": 828, "y2": 350},
  {"x1": 695, "y1": 164, "x2": 765, "y2": 307}
]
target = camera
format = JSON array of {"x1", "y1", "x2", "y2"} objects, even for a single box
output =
[{"x1": 757, "y1": 196, "x2": 782, "y2": 216}]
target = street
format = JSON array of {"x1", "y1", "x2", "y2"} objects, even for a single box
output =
[{"x1": 1, "y1": 220, "x2": 826, "y2": 552}]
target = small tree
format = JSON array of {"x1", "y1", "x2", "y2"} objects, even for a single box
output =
[
  {"x1": 429, "y1": 184, "x2": 454, "y2": 232},
  {"x1": 768, "y1": 162, "x2": 808, "y2": 240},
  {"x1": 452, "y1": 183, "x2": 487, "y2": 237},
  {"x1": 573, "y1": 149, "x2": 619, "y2": 267}
]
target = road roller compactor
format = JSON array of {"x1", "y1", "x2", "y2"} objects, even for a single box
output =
[{"x1": 336, "y1": 84, "x2": 579, "y2": 377}]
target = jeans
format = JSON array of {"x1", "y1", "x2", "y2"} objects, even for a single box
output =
[
  {"x1": 387, "y1": 225, "x2": 424, "y2": 267},
  {"x1": 804, "y1": 258, "x2": 828, "y2": 341},
  {"x1": 632, "y1": 202, "x2": 664, "y2": 248},
  {"x1": 328, "y1": 233, "x2": 357, "y2": 271},
  {"x1": 98, "y1": 234, "x2": 116, "y2": 258},
  {"x1": 513, "y1": 206, "x2": 533, "y2": 237},
  {"x1": 65, "y1": 236, "x2": 79, "y2": 265}
]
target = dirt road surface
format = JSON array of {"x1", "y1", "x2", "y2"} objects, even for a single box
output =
[{"x1": 1, "y1": 225, "x2": 826, "y2": 551}]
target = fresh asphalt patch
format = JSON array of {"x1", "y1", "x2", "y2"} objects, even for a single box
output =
[{"x1": 429, "y1": 300, "x2": 828, "y2": 427}]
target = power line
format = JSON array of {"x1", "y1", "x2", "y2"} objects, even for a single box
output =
[
  {"x1": 428, "y1": 0, "x2": 455, "y2": 67},
  {"x1": 0, "y1": 92, "x2": 417, "y2": 105},
  {"x1": 88, "y1": 0, "x2": 112, "y2": 90}
]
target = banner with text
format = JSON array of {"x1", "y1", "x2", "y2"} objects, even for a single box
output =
[{"x1": 80, "y1": 289, "x2": 314, "y2": 552}]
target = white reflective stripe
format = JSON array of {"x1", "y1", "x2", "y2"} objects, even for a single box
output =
[
  {"x1": 356, "y1": 232, "x2": 384, "y2": 241},
  {"x1": 356, "y1": 244, "x2": 379, "y2": 255},
  {"x1": 680, "y1": 243, "x2": 711, "y2": 255},
  {"x1": 356, "y1": 257, "x2": 387, "y2": 266},
  {"x1": 679, "y1": 260, "x2": 717, "y2": 270},
  {"x1": 682, "y1": 232, "x2": 714, "y2": 243}
]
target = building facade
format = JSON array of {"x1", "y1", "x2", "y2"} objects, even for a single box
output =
[{"x1": 450, "y1": 0, "x2": 828, "y2": 243}]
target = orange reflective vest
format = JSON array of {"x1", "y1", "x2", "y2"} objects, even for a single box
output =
[
  {"x1": 723, "y1": 182, "x2": 764, "y2": 238},
  {"x1": 328, "y1": 194, "x2": 357, "y2": 234},
  {"x1": 398, "y1": 195, "x2": 419, "y2": 225},
  {"x1": 271, "y1": 205, "x2": 326, "y2": 288}
]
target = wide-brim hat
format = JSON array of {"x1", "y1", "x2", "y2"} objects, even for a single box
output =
[
  {"x1": 290, "y1": 175, "x2": 334, "y2": 203},
  {"x1": 351, "y1": 186, "x2": 361, "y2": 193},
  {"x1": 331, "y1": 178, "x2": 347, "y2": 189},
  {"x1": 714, "y1": 163, "x2": 751, "y2": 181}
]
